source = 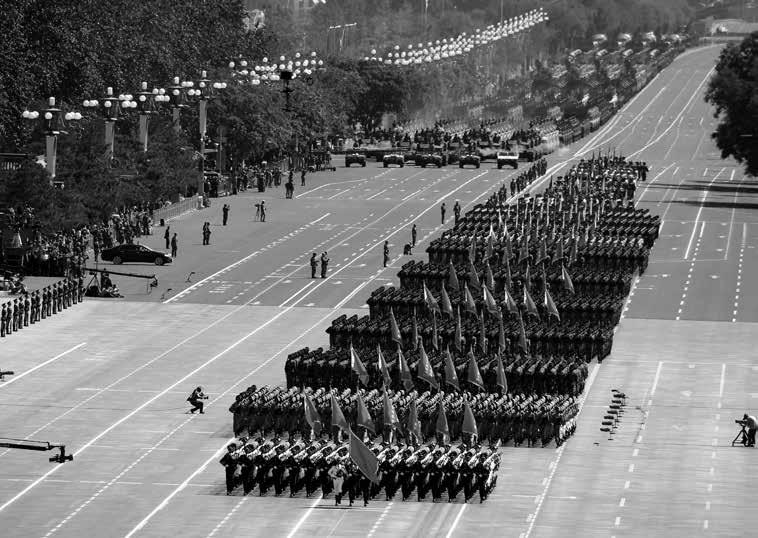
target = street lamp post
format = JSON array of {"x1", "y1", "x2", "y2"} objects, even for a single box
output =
[
  {"x1": 21, "y1": 97, "x2": 82, "y2": 187},
  {"x1": 83, "y1": 87, "x2": 136, "y2": 158},
  {"x1": 136, "y1": 82, "x2": 169, "y2": 152},
  {"x1": 190, "y1": 70, "x2": 227, "y2": 196}
]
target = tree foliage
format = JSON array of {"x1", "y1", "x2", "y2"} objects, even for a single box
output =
[{"x1": 705, "y1": 33, "x2": 758, "y2": 177}]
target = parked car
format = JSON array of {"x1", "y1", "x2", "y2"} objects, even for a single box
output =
[
  {"x1": 101, "y1": 244, "x2": 173, "y2": 265},
  {"x1": 345, "y1": 153, "x2": 366, "y2": 167},
  {"x1": 497, "y1": 151, "x2": 519, "y2": 169},
  {"x1": 459, "y1": 154, "x2": 481, "y2": 168},
  {"x1": 416, "y1": 153, "x2": 444, "y2": 168},
  {"x1": 383, "y1": 154, "x2": 405, "y2": 168}
]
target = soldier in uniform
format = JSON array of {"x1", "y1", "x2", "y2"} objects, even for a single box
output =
[
  {"x1": 320, "y1": 251, "x2": 329, "y2": 279},
  {"x1": 453, "y1": 201, "x2": 461, "y2": 224},
  {"x1": 328, "y1": 461, "x2": 346, "y2": 505},
  {"x1": 220, "y1": 443, "x2": 239, "y2": 495},
  {"x1": 411, "y1": 224, "x2": 417, "y2": 247},
  {"x1": 383, "y1": 241, "x2": 390, "y2": 268},
  {"x1": 310, "y1": 253, "x2": 318, "y2": 278},
  {"x1": 441, "y1": 203, "x2": 446, "y2": 224},
  {"x1": 1, "y1": 304, "x2": 6, "y2": 337},
  {"x1": 23, "y1": 293, "x2": 30, "y2": 327}
]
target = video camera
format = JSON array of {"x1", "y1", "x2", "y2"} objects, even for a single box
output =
[
  {"x1": 736, "y1": 419, "x2": 747, "y2": 426},
  {"x1": 0, "y1": 370, "x2": 14, "y2": 381}
]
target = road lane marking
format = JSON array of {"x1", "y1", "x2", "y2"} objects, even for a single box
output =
[
  {"x1": 165, "y1": 213, "x2": 330, "y2": 302},
  {"x1": 0, "y1": 342, "x2": 85, "y2": 388}
]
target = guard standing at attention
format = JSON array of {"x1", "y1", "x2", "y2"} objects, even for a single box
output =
[
  {"x1": 320, "y1": 251, "x2": 330, "y2": 278},
  {"x1": 310, "y1": 253, "x2": 318, "y2": 278}
]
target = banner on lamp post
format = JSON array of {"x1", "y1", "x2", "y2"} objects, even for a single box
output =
[
  {"x1": 45, "y1": 135, "x2": 57, "y2": 180},
  {"x1": 139, "y1": 114, "x2": 149, "y2": 152},
  {"x1": 198, "y1": 99, "x2": 208, "y2": 137},
  {"x1": 104, "y1": 120, "x2": 115, "y2": 159}
]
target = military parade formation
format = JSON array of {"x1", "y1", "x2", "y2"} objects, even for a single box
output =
[{"x1": 224, "y1": 151, "x2": 657, "y2": 502}]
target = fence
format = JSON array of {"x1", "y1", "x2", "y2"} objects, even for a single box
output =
[{"x1": 152, "y1": 196, "x2": 201, "y2": 224}]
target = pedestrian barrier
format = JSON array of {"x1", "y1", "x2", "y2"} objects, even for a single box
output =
[{"x1": 152, "y1": 196, "x2": 200, "y2": 224}]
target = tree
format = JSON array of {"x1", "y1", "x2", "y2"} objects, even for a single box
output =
[{"x1": 705, "y1": 33, "x2": 758, "y2": 177}]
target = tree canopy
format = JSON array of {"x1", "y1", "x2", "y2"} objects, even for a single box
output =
[{"x1": 705, "y1": 33, "x2": 758, "y2": 177}]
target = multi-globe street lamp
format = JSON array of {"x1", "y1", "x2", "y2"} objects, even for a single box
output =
[
  {"x1": 21, "y1": 97, "x2": 82, "y2": 187},
  {"x1": 82, "y1": 87, "x2": 136, "y2": 158},
  {"x1": 185, "y1": 70, "x2": 227, "y2": 195}
]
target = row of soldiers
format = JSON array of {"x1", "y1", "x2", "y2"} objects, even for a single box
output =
[
  {"x1": 230, "y1": 387, "x2": 579, "y2": 448},
  {"x1": 1, "y1": 278, "x2": 83, "y2": 338},
  {"x1": 285, "y1": 346, "x2": 588, "y2": 396},
  {"x1": 220, "y1": 437, "x2": 501, "y2": 503}
]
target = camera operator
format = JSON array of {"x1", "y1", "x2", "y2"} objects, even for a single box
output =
[{"x1": 741, "y1": 413, "x2": 757, "y2": 447}]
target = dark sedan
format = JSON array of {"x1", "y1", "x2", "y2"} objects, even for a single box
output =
[{"x1": 101, "y1": 244, "x2": 173, "y2": 265}]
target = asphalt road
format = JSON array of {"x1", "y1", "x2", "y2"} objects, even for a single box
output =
[{"x1": 1, "y1": 44, "x2": 757, "y2": 538}]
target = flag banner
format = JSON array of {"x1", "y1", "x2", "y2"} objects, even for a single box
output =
[
  {"x1": 377, "y1": 344, "x2": 392, "y2": 387},
  {"x1": 496, "y1": 352, "x2": 508, "y2": 393},
  {"x1": 356, "y1": 391, "x2": 375, "y2": 433},
  {"x1": 417, "y1": 340, "x2": 439, "y2": 389},
  {"x1": 423, "y1": 281, "x2": 440, "y2": 314},
  {"x1": 440, "y1": 283, "x2": 453, "y2": 316},
  {"x1": 389, "y1": 307, "x2": 402, "y2": 346},
  {"x1": 397, "y1": 345, "x2": 414, "y2": 391},
  {"x1": 448, "y1": 260, "x2": 460, "y2": 290},
  {"x1": 443, "y1": 346, "x2": 460, "y2": 390},
  {"x1": 462, "y1": 399, "x2": 478, "y2": 436},
  {"x1": 435, "y1": 399, "x2": 449, "y2": 441},
  {"x1": 350, "y1": 345, "x2": 370, "y2": 386},
  {"x1": 331, "y1": 392, "x2": 350, "y2": 433},
  {"x1": 467, "y1": 350, "x2": 485, "y2": 390},
  {"x1": 383, "y1": 390, "x2": 400, "y2": 428},
  {"x1": 304, "y1": 392, "x2": 322, "y2": 435},
  {"x1": 349, "y1": 429, "x2": 380, "y2": 483}
]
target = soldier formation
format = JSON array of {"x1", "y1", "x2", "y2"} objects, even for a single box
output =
[
  {"x1": 226, "y1": 151, "x2": 657, "y2": 503},
  {"x1": 1, "y1": 278, "x2": 83, "y2": 338},
  {"x1": 219, "y1": 435, "x2": 501, "y2": 503}
]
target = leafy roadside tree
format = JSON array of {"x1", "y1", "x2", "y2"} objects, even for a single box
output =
[{"x1": 705, "y1": 33, "x2": 758, "y2": 177}]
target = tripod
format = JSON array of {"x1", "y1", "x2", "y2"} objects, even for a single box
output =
[{"x1": 732, "y1": 424, "x2": 748, "y2": 447}]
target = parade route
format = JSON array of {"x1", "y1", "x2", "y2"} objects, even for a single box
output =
[{"x1": 2, "y1": 44, "x2": 757, "y2": 537}]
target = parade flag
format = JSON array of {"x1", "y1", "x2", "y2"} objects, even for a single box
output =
[
  {"x1": 569, "y1": 237, "x2": 578, "y2": 266},
  {"x1": 544, "y1": 287, "x2": 560, "y2": 321},
  {"x1": 412, "y1": 308, "x2": 420, "y2": 350},
  {"x1": 350, "y1": 344, "x2": 370, "y2": 386},
  {"x1": 504, "y1": 252, "x2": 513, "y2": 289},
  {"x1": 448, "y1": 260, "x2": 460, "y2": 291},
  {"x1": 523, "y1": 284, "x2": 540, "y2": 319},
  {"x1": 331, "y1": 392, "x2": 350, "y2": 434},
  {"x1": 467, "y1": 257, "x2": 481, "y2": 291},
  {"x1": 303, "y1": 392, "x2": 322, "y2": 435},
  {"x1": 406, "y1": 399, "x2": 422, "y2": 442},
  {"x1": 417, "y1": 341, "x2": 438, "y2": 390},
  {"x1": 463, "y1": 283, "x2": 478, "y2": 318},
  {"x1": 349, "y1": 429, "x2": 380, "y2": 484},
  {"x1": 561, "y1": 264, "x2": 575, "y2": 294},
  {"x1": 389, "y1": 307, "x2": 402, "y2": 347},
  {"x1": 466, "y1": 350, "x2": 485, "y2": 390},
  {"x1": 554, "y1": 237, "x2": 564, "y2": 263},
  {"x1": 423, "y1": 281, "x2": 440, "y2": 314},
  {"x1": 485, "y1": 225, "x2": 495, "y2": 261},
  {"x1": 443, "y1": 346, "x2": 460, "y2": 390},
  {"x1": 431, "y1": 313, "x2": 439, "y2": 351},
  {"x1": 436, "y1": 399, "x2": 450, "y2": 442},
  {"x1": 495, "y1": 352, "x2": 508, "y2": 393},
  {"x1": 397, "y1": 345, "x2": 414, "y2": 391},
  {"x1": 468, "y1": 235, "x2": 477, "y2": 263},
  {"x1": 461, "y1": 399, "x2": 478, "y2": 437},
  {"x1": 503, "y1": 224, "x2": 513, "y2": 260},
  {"x1": 524, "y1": 261, "x2": 531, "y2": 292},
  {"x1": 497, "y1": 210, "x2": 504, "y2": 236},
  {"x1": 454, "y1": 305, "x2": 464, "y2": 352},
  {"x1": 479, "y1": 312, "x2": 487, "y2": 355},
  {"x1": 483, "y1": 284, "x2": 500, "y2": 318},
  {"x1": 383, "y1": 390, "x2": 400, "y2": 429},
  {"x1": 536, "y1": 237, "x2": 548, "y2": 265},
  {"x1": 517, "y1": 312, "x2": 529, "y2": 353},
  {"x1": 498, "y1": 316, "x2": 507, "y2": 352},
  {"x1": 356, "y1": 391, "x2": 375, "y2": 434},
  {"x1": 484, "y1": 260, "x2": 495, "y2": 290},
  {"x1": 502, "y1": 285, "x2": 518, "y2": 315},
  {"x1": 439, "y1": 283, "x2": 453, "y2": 317},
  {"x1": 377, "y1": 344, "x2": 392, "y2": 387}
]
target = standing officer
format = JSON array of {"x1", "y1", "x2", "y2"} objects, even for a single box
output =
[
  {"x1": 411, "y1": 224, "x2": 417, "y2": 247},
  {"x1": 23, "y1": 293, "x2": 30, "y2": 327},
  {"x1": 310, "y1": 253, "x2": 318, "y2": 278},
  {"x1": 383, "y1": 241, "x2": 390, "y2": 267},
  {"x1": 222, "y1": 204, "x2": 230, "y2": 226},
  {"x1": 301, "y1": 168, "x2": 307, "y2": 187},
  {"x1": 164, "y1": 226, "x2": 171, "y2": 249},
  {"x1": 220, "y1": 443, "x2": 239, "y2": 495},
  {"x1": 440, "y1": 203, "x2": 446, "y2": 224},
  {"x1": 320, "y1": 251, "x2": 330, "y2": 278},
  {"x1": 1, "y1": 304, "x2": 6, "y2": 337},
  {"x1": 453, "y1": 201, "x2": 461, "y2": 224},
  {"x1": 171, "y1": 233, "x2": 178, "y2": 258},
  {"x1": 260, "y1": 201, "x2": 266, "y2": 222}
]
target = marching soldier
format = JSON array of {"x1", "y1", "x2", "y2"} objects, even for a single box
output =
[
  {"x1": 220, "y1": 443, "x2": 239, "y2": 495},
  {"x1": 328, "y1": 461, "x2": 346, "y2": 505}
]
